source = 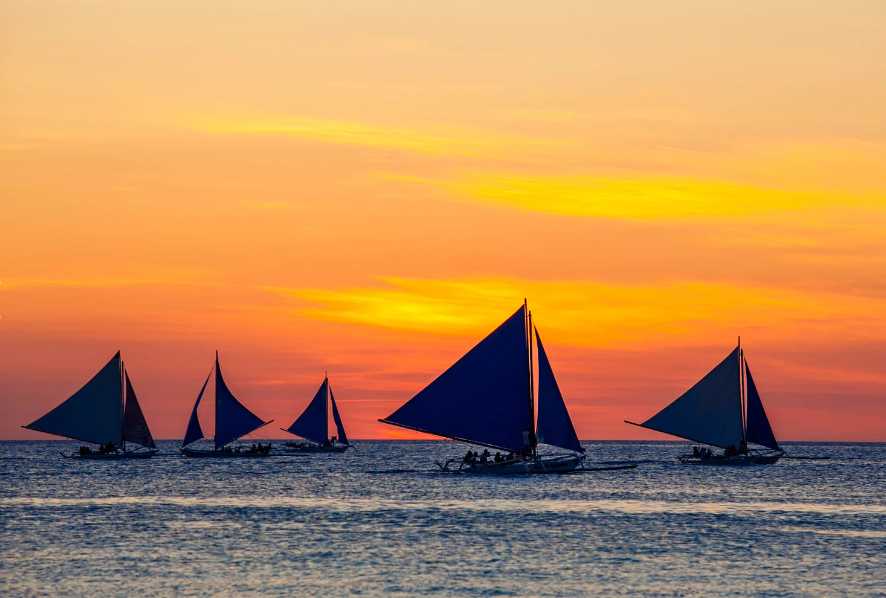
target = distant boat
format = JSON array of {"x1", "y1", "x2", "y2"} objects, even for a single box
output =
[
  {"x1": 180, "y1": 352, "x2": 273, "y2": 458},
  {"x1": 23, "y1": 351, "x2": 158, "y2": 459},
  {"x1": 625, "y1": 340, "x2": 783, "y2": 465},
  {"x1": 281, "y1": 374, "x2": 351, "y2": 453},
  {"x1": 380, "y1": 301, "x2": 586, "y2": 474}
]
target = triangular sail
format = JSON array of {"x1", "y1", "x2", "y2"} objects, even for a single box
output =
[
  {"x1": 286, "y1": 378, "x2": 329, "y2": 445},
  {"x1": 535, "y1": 330, "x2": 584, "y2": 453},
  {"x1": 214, "y1": 355, "x2": 268, "y2": 449},
  {"x1": 744, "y1": 361, "x2": 779, "y2": 450},
  {"x1": 24, "y1": 352, "x2": 123, "y2": 445},
  {"x1": 122, "y1": 368, "x2": 156, "y2": 448},
  {"x1": 635, "y1": 347, "x2": 743, "y2": 450},
  {"x1": 182, "y1": 369, "x2": 211, "y2": 447},
  {"x1": 380, "y1": 304, "x2": 532, "y2": 453},
  {"x1": 330, "y1": 387, "x2": 349, "y2": 445}
]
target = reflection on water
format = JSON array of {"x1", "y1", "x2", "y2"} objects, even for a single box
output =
[
  {"x1": 1, "y1": 441, "x2": 884, "y2": 596},
  {"x1": 4, "y1": 496, "x2": 886, "y2": 516}
]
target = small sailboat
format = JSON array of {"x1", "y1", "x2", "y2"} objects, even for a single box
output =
[
  {"x1": 380, "y1": 301, "x2": 586, "y2": 474},
  {"x1": 23, "y1": 351, "x2": 158, "y2": 459},
  {"x1": 180, "y1": 352, "x2": 273, "y2": 458},
  {"x1": 281, "y1": 374, "x2": 351, "y2": 453},
  {"x1": 625, "y1": 340, "x2": 783, "y2": 465}
]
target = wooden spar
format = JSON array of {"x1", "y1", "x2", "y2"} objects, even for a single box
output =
[
  {"x1": 738, "y1": 336, "x2": 746, "y2": 447},
  {"x1": 526, "y1": 300, "x2": 537, "y2": 457}
]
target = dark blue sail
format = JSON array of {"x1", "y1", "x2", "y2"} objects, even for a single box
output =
[
  {"x1": 24, "y1": 352, "x2": 123, "y2": 445},
  {"x1": 214, "y1": 355, "x2": 268, "y2": 449},
  {"x1": 636, "y1": 347, "x2": 743, "y2": 450},
  {"x1": 330, "y1": 387, "x2": 348, "y2": 445},
  {"x1": 122, "y1": 368, "x2": 156, "y2": 448},
  {"x1": 380, "y1": 304, "x2": 532, "y2": 453},
  {"x1": 182, "y1": 369, "x2": 211, "y2": 447},
  {"x1": 745, "y1": 361, "x2": 779, "y2": 450},
  {"x1": 286, "y1": 378, "x2": 329, "y2": 445},
  {"x1": 535, "y1": 330, "x2": 584, "y2": 453}
]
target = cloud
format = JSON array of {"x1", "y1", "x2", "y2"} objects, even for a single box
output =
[
  {"x1": 432, "y1": 174, "x2": 874, "y2": 220},
  {"x1": 270, "y1": 277, "x2": 886, "y2": 348},
  {"x1": 192, "y1": 117, "x2": 552, "y2": 157}
]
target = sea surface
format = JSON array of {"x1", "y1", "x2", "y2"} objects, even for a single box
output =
[{"x1": 1, "y1": 441, "x2": 884, "y2": 596}]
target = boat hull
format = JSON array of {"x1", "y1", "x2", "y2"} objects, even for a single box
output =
[
  {"x1": 281, "y1": 442, "x2": 349, "y2": 454},
  {"x1": 181, "y1": 446, "x2": 271, "y2": 458},
  {"x1": 678, "y1": 450, "x2": 783, "y2": 466},
  {"x1": 440, "y1": 453, "x2": 585, "y2": 475},
  {"x1": 62, "y1": 449, "x2": 158, "y2": 460}
]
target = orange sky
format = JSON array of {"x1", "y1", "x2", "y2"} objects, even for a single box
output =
[{"x1": 3, "y1": 2, "x2": 885, "y2": 441}]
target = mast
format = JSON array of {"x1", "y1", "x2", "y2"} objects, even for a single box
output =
[
  {"x1": 738, "y1": 336, "x2": 746, "y2": 448},
  {"x1": 526, "y1": 300, "x2": 537, "y2": 457},
  {"x1": 121, "y1": 359, "x2": 126, "y2": 452},
  {"x1": 325, "y1": 371, "x2": 330, "y2": 442},
  {"x1": 213, "y1": 351, "x2": 218, "y2": 449}
]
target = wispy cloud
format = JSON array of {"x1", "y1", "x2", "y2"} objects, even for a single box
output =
[
  {"x1": 192, "y1": 117, "x2": 553, "y2": 157},
  {"x1": 422, "y1": 173, "x2": 876, "y2": 220},
  {"x1": 269, "y1": 277, "x2": 886, "y2": 348}
]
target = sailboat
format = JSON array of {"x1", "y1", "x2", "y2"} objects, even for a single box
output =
[
  {"x1": 380, "y1": 301, "x2": 586, "y2": 474},
  {"x1": 180, "y1": 352, "x2": 273, "y2": 458},
  {"x1": 281, "y1": 374, "x2": 351, "y2": 453},
  {"x1": 23, "y1": 351, "x2": 158, "y2": 459},
  {"x1": 625, "y1": 340, "x2": 783, "y2": 465}
]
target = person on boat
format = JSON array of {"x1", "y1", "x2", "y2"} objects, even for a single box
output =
[
  {"x1": 464, "y1": 449, "x2": 474, "y2": 465},
  {"x1": 330, "y1": 436, "x2": 337, "y2": 446},
  {"x1": 725, "y1": 445, "x2": 738, "y2": 457},
  {"x1": 480, "y1": 449, "x2": 490, "y2": 464},
  {"x1": 79, "y1": 446, "x2": 92, "y2": 456},
  {"x1": 692, "y1": 446, "x2": 699, "y2": 458},
  {"x1": 494, "y1": 452, "x2": 502, "y2": 463}
]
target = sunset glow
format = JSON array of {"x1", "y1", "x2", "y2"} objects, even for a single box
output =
[{"x1": 3, "y1": 1, "x2": 885, "y2": 442}]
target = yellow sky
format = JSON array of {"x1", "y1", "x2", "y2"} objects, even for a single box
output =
[{"x1": 2, "y1": 1, "x2": 886, "y2": 441}]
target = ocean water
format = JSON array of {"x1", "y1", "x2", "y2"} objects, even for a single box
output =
[{"x1": 1, "y1": 441, "x2": 884, "y2": 597}]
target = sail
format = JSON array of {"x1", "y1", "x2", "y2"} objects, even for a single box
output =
[
  {"x1": 380, "y1": 304, "x2": 532, "y2": 452},
  {"x1": 214, "y1": 356, "x2": 267, "y2": 449},
  {"x1": 122, "y1": 368, "x2": 156, "y2": 448},
  {"x1": 330, "y1": 387, "x2": 349, "y2": 445},
  {"x1": 744, "y1": 362, "x2": 779, "y2": 450},
  {"x1": 286, "y1": 378, "x2": 329, "y2": 445},
  {"x1": 182, "y1": 369, "x2": 211, "y2": 447},
  {"x1": 24, "y1": 352, "x2": 123, "y2": 445},
  {"x1": 638, "y1": 347, "x2": 743, "y2": 449},
  {"x1": 535, "y1": 330, "x2": 584, "y2": 453}
]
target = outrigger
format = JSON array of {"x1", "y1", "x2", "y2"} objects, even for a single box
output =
[
  {"x1": 281, "y1": 374, "x2": 351, "y2": 453},
  {"x1": 180, "y1": 352, "x2": 273, "y2": 458},
  {"x1": 625, "y1": 338, "x2": 784, "y2": 465},
  {"x1": 380, "y1": 300, "x2": 587, "y2": 475},
  {"x1": 23, "y1": 351, "x2": 158, "y2": 459}
]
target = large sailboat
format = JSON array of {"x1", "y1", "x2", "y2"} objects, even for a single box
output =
[
  {"x1": 380, "y1": 301, "x2": 586, "y2": 474},
  {"x1": 180, "y1": 352, "x2": 273, "y2": 458},
  {"x1": 281, "y1": 374, "x2": 351, "y2": 453},
  {"x1": 23, "y1": 351, "x2": 158, "y2": 459},
  {"x1": 625, "y1": 340, "x2": 783, "y2": 465}
]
